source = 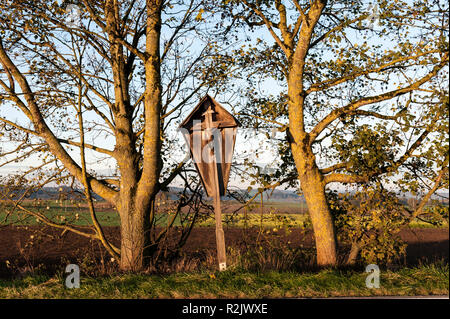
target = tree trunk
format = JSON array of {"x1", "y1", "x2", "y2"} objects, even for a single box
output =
[
  {"x1": 299, "y1": 168, "x2": 338, "y2": 267},
  {"x1": 119, "y1": 205, "x2": 145, "y2": 271},
  {"x1": 284, "y1": 1, "x2": 336, "y2": 265},
  {"x1": 117, "y1": 196, "x2": 155, "y2": 271},
  {"x1": 290, "y1": 139, "x2": 337, "y2": 267},
  {"x1": 346, "y1": 242, "x2": 360, "y2": 266},
  {"x1": 112, "y1": 0, "x2": 162, "y2": 272}
]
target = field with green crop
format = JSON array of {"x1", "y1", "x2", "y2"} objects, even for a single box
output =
[{"x1": 1, "y1": 200, "x2": 446, "y2": 229}]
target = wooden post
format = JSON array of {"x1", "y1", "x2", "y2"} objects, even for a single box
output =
[
  {"x1": 204, "y1": 108, "x2": 227, "y2": 271},
  {"x1": 214, "y1": 188, "x2": 227, "y2": 271}
]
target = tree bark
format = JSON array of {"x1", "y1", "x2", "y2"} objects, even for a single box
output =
[
  {"x1": 296, "y1": 156, "x2": 337, "y2": 266},
  {"x1": 118, "y1": 200, "x2": 145, "y2": 271},
  {"x1": 346, "y1": 242, "x2": 360, "y2": 266},
  {"x1": 289, "y1": 123, "x2": 337, "y2": 266}
]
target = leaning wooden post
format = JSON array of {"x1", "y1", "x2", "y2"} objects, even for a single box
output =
[
  {"x1": 204, "y1": 108, "x2": 227, "y2": 271},
  {"x1": 213, "y1": 192, "x2": 227, "y2": 270}
]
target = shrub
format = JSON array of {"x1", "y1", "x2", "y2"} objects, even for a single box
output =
[{"x1": 328, "y1": 187, "x2": 408, "y2": 266}]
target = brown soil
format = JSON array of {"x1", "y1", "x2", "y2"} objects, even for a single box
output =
[{"x1": 0, "y1": 225, "x2": 447, "y2": 278}]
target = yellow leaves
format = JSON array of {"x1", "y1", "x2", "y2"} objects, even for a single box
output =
[{"x1": 195, "y1": 8, "x2": 205, "y2": 21}]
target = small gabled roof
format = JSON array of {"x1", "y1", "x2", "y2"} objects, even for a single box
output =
[{"x1": 179, "y1": 94, "x2": 240, "y2": 130}]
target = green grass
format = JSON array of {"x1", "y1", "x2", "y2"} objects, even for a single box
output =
[
  {"x1": 0, "y1": 262, "x2": 447, "y2": 298},
  {"x1": 198, "y1": 212, "x2": 310, "y2": 228},
  {"x1": 409, "y1": 219, "x2": 449, "y2": 228}
]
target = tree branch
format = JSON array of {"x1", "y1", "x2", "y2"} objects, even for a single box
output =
[
  {"x1": 57, "y1": 139, "x2": 115, "y2": 156},
  {"x1": 240, "y1": 0, "x2": 290, "y2": 56},
  {"x1": 410, "y1": 164, "x2": 448, "y2": 220},
  {"x1": 0, "y1": 38, "x2": 118, "y2": 203},
  {"x1": 309, "y1": 54, "x2": 449, "y2": 143}
]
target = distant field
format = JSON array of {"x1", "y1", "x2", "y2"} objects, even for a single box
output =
[
  {"x1": 0, "y1": 200, "x2": 120, "y2": 227},
  {"x1": 0, "y1": 200, "x2": 447, "y2": 229},
  {"x1": 0, "y1": 200, "x2": 307, "y2": 227}
]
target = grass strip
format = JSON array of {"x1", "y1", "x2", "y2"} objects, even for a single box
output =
[{"x1": 0, "y1": 262, "x2": 447, "y2": 298}]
